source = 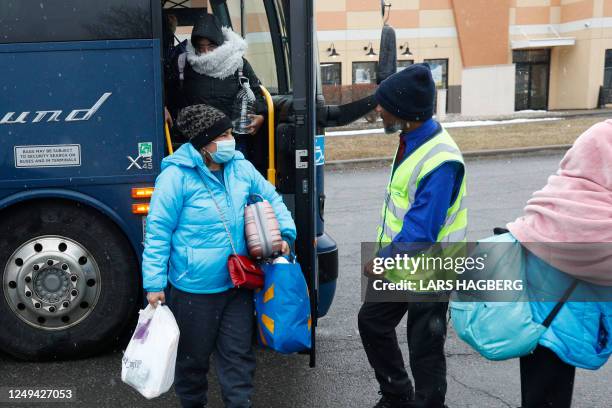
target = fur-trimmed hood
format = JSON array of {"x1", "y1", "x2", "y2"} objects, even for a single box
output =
[{"x1": 186, "y1": 27, "x2": 247, "y2": 80}]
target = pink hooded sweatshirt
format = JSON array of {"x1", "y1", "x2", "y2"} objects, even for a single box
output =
[{"x1": 508, "y1": 120, "x2": 612, "y2": 286}]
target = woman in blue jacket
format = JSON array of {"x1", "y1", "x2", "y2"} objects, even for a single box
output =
[{"x1": 142, "y1": 104, "x2": 296, "y2": 408}]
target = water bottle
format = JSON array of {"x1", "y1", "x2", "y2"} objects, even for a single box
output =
[{"x1": 232, "y1": 76, "x2": 256, "y2": 135}]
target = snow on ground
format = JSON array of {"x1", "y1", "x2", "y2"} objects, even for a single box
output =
[
  {"x1": 443, "y1": 117, "x2": 562, "y2": 128},
  {"x1": 326, "y1": 117, "x2": 563, "y2": 137}
]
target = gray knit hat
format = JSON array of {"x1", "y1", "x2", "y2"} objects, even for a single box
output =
[{"x1": 176, "y1": 104, "x2": 232, "y2": 150}]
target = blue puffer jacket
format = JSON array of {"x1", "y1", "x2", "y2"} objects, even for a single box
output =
[
  {"x1": 142, "y1": 143, "x2": 297, "y2": 294},
  {"x1": 525, "y1": 251, "x2": 612, "y2": 370}
]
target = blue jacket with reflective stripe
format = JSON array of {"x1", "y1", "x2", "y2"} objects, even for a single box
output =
[
  {"x1": 378, "y1": 119, "x2": 463, "y2": 258},
  {"x1": 526, "y1": 252, "x2": 612, "y2": 369},
  {"x1": 142, "y1": 143, "x2": 296, "y2": 294}
]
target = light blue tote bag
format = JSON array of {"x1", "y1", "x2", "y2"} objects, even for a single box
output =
[{"x1": 450, "y1": 233, "x2": 546, "y2": 361}]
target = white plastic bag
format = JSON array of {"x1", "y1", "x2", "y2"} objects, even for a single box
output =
[{"x1": 121, "y1": 304, "x2": 180, "y2": 399}]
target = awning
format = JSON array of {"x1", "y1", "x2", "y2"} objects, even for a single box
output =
[{"x1": 511, "y1": 37, "x2": 575, "y2": 50}]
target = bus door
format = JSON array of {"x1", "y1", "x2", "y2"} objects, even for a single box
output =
[
  {"x1": 287, "y1": 0, "x2": 318, "y2": 367},
  {"x1": 212, "y1": 0, "x2": 319, "y2": 366}
]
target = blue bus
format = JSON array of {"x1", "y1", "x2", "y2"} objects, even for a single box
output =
[{"x1": 0, "y1": 0, "x2": 376, "y2": 363}]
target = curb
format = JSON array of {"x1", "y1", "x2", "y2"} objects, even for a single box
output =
[{"x1": 326, "y1": 144, "x2": 573, "y2": 169}]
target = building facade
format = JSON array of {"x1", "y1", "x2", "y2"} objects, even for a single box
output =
[{"x1": 317, "y1": 0, "x2": 612, "y2": 115}]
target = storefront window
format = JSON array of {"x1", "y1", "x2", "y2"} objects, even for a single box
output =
[
  {"x1": 604, "y1": 49, "x2": 612, "y2": 88},
  {"x1": 321, "y1": 63, "x2": 341, "y2": 86},
  {"x1": 397, "y1": 60, "x2": 414, "y2": 72},
  {"x1": 424, "y1": 58, "x2": 448, "y2": 89},
  {"x1": 352, "y1": 61, "x2": 377, "y2": 84}
]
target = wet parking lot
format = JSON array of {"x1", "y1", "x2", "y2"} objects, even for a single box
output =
[{"x1": 1, "y1": 152, "x2": 610, "y2": 408}]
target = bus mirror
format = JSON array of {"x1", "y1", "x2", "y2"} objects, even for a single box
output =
[{"x1": 376, "y1": 24, "x2": 397, "y2": 84}]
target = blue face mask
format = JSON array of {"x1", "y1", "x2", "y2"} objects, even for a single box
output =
[{"x1": 208, "y1": 139, "x2": 236, "y2": 163}]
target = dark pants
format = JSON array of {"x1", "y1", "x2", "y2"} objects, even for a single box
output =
[
  {"x1": 520, "y1": 345, "x2": 575, "y2": 408},
  {"x1": 168, "y1": 286, "x2": 256, "y2": 408},
  {"x1": 358, "y1": 301, "x2": 449, "y2": 407}
]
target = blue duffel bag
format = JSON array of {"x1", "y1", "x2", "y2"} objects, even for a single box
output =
[
  {"x1": 255, "y1": 256, "x2": 312, "y2": 354},
  {"x1": 450, "y1": 233, "x2": 575, "y2": 361}
]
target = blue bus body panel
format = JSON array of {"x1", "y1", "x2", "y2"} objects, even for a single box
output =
[
  {"x1": 0, "y1": 185, "x2": 149, "y2": 263},
  {"x1": 0, "y1": 39, "x2": 164, "y2": 258},
  {"x1": 0, "y1": 40, "x2": 163, "y2": 183}
]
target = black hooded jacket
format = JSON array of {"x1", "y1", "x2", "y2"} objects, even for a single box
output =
[
  {"x1": 176, "y1": 14, "x2": 266, "y2": 118},
  {"x1": 181, "y1": 58, "x2": 266, "y2": 118}
]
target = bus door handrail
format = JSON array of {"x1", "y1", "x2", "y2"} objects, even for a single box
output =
[
  {"x1": 259, "y1": 85, "x2": 276, "y2": 186},
  {"x1": 164, "y1": 121, "x2": 174, "y2": 155}
]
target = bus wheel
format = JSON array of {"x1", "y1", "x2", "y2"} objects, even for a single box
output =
[{"x1": 0, "y1": 201, "x2": 140, "y2": 361}]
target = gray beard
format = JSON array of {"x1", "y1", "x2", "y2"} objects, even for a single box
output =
[{"x1": 384, "y1": 121, "x2": 406, "y2": 134}]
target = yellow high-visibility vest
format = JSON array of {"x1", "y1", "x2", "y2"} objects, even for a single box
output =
[{"x1": 376, "y1": 128, "x2": 467, "y2": 283}]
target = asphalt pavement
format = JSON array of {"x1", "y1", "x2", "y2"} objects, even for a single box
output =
[{"x1": 1, "y1": 151, "x2": 610, "y2": 408}]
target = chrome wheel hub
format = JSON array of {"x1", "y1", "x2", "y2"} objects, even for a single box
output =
[{"x1": 3, "y1": 236, "x2": 101, "y2": 330}]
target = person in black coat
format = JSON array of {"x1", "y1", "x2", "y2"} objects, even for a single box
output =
[
  {"x1": 176, "y1": 14, "x2": 267, "y2": 158},
  {"x1": 162, "y1": 13, "x2": 187, "y2": 125}
]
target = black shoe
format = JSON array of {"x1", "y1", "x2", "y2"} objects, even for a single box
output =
[{"x1": 373, "y1": 391, "x2": 412, "y2": 408}]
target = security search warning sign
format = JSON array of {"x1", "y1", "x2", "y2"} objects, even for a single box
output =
[{"x1": 14, "y1": 144, "x2": 81, "y2": 168}]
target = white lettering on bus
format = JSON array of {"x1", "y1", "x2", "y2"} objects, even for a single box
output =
[
  {"x1": 31, "y1": 110, "x2": 62, "y2": 123},
  {"x1": 0, "y1": 93, "x2": 112, "y2": 125}
]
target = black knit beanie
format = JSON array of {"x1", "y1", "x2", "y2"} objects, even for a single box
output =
[
  {"x1": 191, "y1": 14, "x2": 225, "y2": 47},
  {"x1": 375, "y1": 63, "x2": 436, "y2": 122},
  {"x1": 176, "y1": 104, "x2": 232, "y2": 150}
]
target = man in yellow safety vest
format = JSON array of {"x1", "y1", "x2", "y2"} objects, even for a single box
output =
[{"x1": 359, "y1": 64, "x2": 467, "y2": 408}]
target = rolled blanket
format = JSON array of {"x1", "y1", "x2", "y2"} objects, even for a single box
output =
[{"x1": 508, "y1": 120, "x2": 612, "y2": 286}]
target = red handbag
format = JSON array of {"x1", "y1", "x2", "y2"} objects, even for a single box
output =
[
  {"x1": 203, "y1": 178, "x2": 264, "y2": 290},
  {"x1": 228, "y1": 254, "x2": 264, "y2": 289}
]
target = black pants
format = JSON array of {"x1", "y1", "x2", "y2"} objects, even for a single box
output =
[
  {"x1": 520, "y1": 345, "x2": 575, "y2": 408},
  {"x1": 358, "y1": 301, "x2": 449, "y2": 407},
  {"x1": 168, "y1": 286, "x2": 256, "y2": 408}
]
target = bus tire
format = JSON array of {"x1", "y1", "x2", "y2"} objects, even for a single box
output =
[{"x1": 0, "y1": 200, "x2": 140, "y2": 361}]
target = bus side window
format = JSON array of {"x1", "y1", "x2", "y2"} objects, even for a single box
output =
[{"x1": 0, "y1": 0, "x2": 152, "y2": 44}]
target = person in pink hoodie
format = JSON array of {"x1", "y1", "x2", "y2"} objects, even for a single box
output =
[{"x1": 507, "y1": 120, "x2": 612, "y2": 408}]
